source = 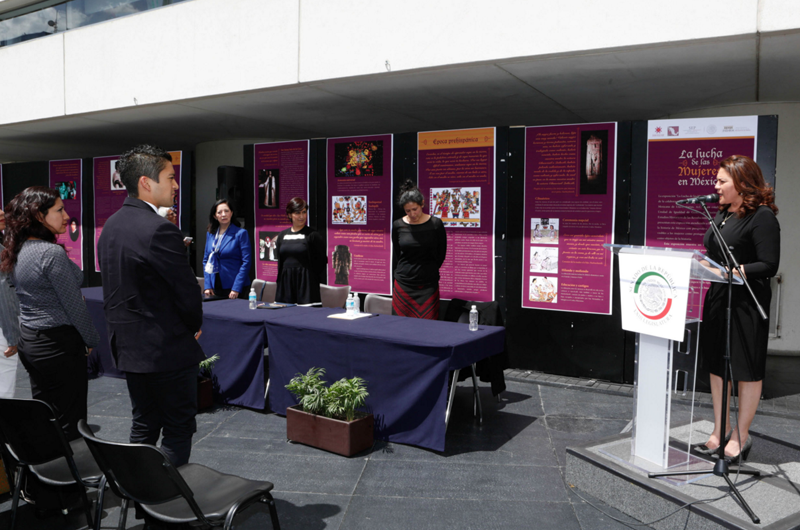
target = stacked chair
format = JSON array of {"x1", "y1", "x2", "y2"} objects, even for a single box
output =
[
  {"x1": 0, "y1": 398, "x2": 105, "y2": 530},
  {"x1": 78, "y1": 420, "x2": 280, "y2": 530}
]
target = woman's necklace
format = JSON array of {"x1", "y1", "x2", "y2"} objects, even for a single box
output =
[{"x1": 720, "y1": 211, "x2": 735, "y2": 227}]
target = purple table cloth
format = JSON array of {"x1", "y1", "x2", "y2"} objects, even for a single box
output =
[{"x1": 266, "y1": 307, "x2": 505, "y2": 452}]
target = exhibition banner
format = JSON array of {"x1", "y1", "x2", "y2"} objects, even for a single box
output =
[
  {"x1": 93, "y1": 151, "x2": 182, "y2": 271},
  {"x1": 645, "y1": 116, "x2": 757, "y2": 249},
  {"x1": 522, "y1": 123, "x2": 617, "y2": 314},
  {"x1": 49, "y1": 159, "x2": 83, "y2": 270},
  {"x1": 417, "y1": 128, "x2": 495, "y2": 302},
  {"x1": 253, "y1": 140, "x2": 310, "y2": 281},
  {"x1": 0, "y1": 165, "x2": 3, "y2": 208},
  {"x1": 326, "y1": 134, "x2": 393, "y2": 295}
]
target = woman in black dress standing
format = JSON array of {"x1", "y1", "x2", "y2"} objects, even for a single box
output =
[
  {"x1": 275, "y1": 197, "x2": 327, "y2": 304},
  {"x1": 697, "y1": 155, "x2": 780, "y2": 462},
  {"x1": 392, "y1": 180, "x2": 447, "y2": 319}
]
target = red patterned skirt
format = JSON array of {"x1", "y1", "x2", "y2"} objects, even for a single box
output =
[{"x1": 392, "y1": 279, "x2": 440, "y2": 320}]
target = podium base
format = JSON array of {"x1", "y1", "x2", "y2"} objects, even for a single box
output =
[{"x1": 566, "y1": 421, "x2": 800, "y2": 529}]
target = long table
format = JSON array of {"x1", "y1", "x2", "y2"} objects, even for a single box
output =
[{"x1": 83, "y1": 288, "x2": 506, "y2": 451}]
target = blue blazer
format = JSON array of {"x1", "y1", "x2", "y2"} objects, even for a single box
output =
[{"x1": 203, "y1": 224, "x2": 252, "y2": 293}]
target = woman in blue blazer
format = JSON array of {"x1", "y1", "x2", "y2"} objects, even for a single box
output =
[{"x1": 203, "y1": 199, "x2": 252, "y2": 299}]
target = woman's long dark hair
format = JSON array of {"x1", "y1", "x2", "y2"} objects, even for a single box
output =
[
  {"x1": 207, "y1": 199, "x2": 239, "y2": 234},
  {"x1": 1, "y1": 186, "x2": 60, "y2": 273},
  {"x1": 720, "y1": 155, "x2": 778, "y2": 217}
]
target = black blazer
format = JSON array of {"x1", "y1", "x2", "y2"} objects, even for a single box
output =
[{"x1": 98, "y1": 197, "x2": 204, "y2": 373}]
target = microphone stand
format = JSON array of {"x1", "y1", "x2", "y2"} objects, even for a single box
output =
[{"x1": 648, "y1": 201, "x2": 764, "y2": 525}]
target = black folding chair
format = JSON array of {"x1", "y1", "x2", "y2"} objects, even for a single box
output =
[
  {"x1": 78, "y1": 420, "x2": 280, "y2": 530},
  {"x1": 0, "y1": 398, "x2": 104, "y2": 530}
]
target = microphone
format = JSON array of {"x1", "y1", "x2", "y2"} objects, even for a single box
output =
[{"x1": 676, "y1": 193, "x2": 719, "y2": 205}]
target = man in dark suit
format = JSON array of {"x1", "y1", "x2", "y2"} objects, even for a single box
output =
[{"x1": 98, "y1": 145, "x2": 204, "y2": 467}]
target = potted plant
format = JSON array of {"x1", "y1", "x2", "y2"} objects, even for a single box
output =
[
  {"x1": 285, "y1": 367, "x2": 373, "y2": 456},
  {"x1": 198, "y1": 354, "x2": 220, "y2": 411}
]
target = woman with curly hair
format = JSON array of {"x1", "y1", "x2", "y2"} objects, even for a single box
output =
[
  {"x1": 391, "y1": 180, "x2": 447, "y2": 319},
  {"x1": 695, "y1": 155, "x2": 780, "y2": 463},
  {"x1": 1, "y1": 186, "x2": 99, "y2": 440}
]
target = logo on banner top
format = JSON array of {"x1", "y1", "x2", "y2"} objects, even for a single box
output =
[{"x1": 667, "y1": 126, "x2": 679, "y2": 137}]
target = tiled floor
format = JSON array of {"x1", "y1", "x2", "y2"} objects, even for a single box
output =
[{"x1": 1, "y1": 356, "x2": 798, "y2": 530}]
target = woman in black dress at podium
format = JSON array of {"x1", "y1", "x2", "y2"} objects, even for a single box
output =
[
  {"x1": 275, "y1": 197, "x2": 327, "y2": 304},
  {"x1": 697, "y1": 155, "x2": 780, "y2": 462}
]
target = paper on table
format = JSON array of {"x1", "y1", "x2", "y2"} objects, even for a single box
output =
[{"x1": 327, "y1": 312, "x2": 375, "y2": 320}]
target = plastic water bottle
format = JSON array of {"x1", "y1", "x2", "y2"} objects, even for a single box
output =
[
  {"x1": 352, "y1": 293, "x2": 360, "y2": 315},
  {"x1": 249, "y1": 287, "x2": 257, "y2": 310},
  {"x1": 346, "y1": 293, "x2": 355, "y2": 315},
  {"x1": 469, "y1": 305, "x2": 478, "y2": 331}
]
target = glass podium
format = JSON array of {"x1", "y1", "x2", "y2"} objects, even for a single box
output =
[{"x1": 604, "y1": 244, "x2": 741, "y2": 473}]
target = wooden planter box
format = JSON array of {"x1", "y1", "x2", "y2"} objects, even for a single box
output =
[
  {"x1": 197, "y1": 377, "x2": 214, "y2": 411},
  {"x1": 286, "y1": 405, "x2": 374, "y2": 457}
]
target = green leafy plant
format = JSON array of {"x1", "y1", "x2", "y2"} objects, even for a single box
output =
[
  {"x1": 286, "y1": 368, "x2": 369, "y2": 421},
  {"x1": 285, "y1": 367, "x2": 328, "y2": 415},
  {"x1": 325, "y1": 377, "x2": 369, "y2": 421},
  {"x1": 198, "y1": 354, "x2": 220, "y2": 378}
]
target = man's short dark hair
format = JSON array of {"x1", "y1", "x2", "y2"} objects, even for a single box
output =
[{"x1": 118, "y1": 145, "x2": 172, "y2": 197}]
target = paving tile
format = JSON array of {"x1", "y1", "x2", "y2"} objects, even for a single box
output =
[
  {"x1": 271, "y1": 491, "x2": 349, "y2": 530},
  {"x1": 354, "y1": 459, "x2": 567, "y2": 502},
  {"x1": 189, "y1": 445, "x2": 368, "y2": 496},
  {"x1": 367, "y1": 425, "x2": 559, "y2": 467},
  {"x1": 340, "y1": 495, "x2": 579, "y2": 530}
]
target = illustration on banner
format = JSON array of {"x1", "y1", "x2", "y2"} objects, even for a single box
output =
[
  {"x1": 110, "y1": 160, "x2": 124, "y2": 191},
  {"x1": 579, "y1": 130, "x2": 608, "y2": 195},
  {"x1": 56, "y1": 181, "x2": 77, "y2": 200},
  {"x1": 430, "y1": 187, "x2": 481, "y2": 228},
  {"x1": 529, "y1": 276, "x2": 558, "y2": 303},
  {"x1": 332, "y1": 196, "x2": 367, "y2": 225},
  {"x1": 530, "y1": 246, "x2": 559, "y2": 273},
  {"x1": 258, "y1": 231, "x2": 279, "y2": 262},
  {"x1": 335, "y1": 141, "x2": 383, "y2": 177},
  {"x1": 332, "y1": 244, "x2": 353, "y2": 285},
  {"x1": 68, "y1": 218, "x2": 80, "y2": 242},
  {"x1": 258, "y1": 169, "x2": 279, "y2": 209},
  {"x1": 530, "y1": 218, "x2": 559, "y2": 243}
]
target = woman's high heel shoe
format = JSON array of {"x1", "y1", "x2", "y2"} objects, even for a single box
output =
[
  {"x1": 693, "y1": 431, "x2": 731, "y2": 455},
  {"x1": 723, "y1": 436, "x2": 753, "y2": 464}
]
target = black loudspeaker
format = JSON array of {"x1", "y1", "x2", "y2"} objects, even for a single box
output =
[{"x1": 216, "y1": 166, "x2": 245, "y2": 215}]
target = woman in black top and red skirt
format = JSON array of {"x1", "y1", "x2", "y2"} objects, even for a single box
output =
[
  {"x1": 392, "y1": 180, "x2": 447, "y2": 319},
  {"x1": 697, "y1": 155, "x2": 780, "y2": 463}
]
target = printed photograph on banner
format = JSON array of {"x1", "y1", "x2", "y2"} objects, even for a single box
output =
[
  {"x1": 335, "y1": 141, "x2": 383, "y2": 177},
  {"x1": 529, "y1": 276, "x2": 558, "y2": 303},
  {"x1": 431, "y1": 187, "x2": 481, "y2": 227},
  {"x1": 332, "y1": 196, "x2": 367, "y2": 225},
  {"x1": 257, "y1": 169, "x2": 279, "y2": 209},
  {"x1": 56, "y1": 181, "x2": 78, "y2": 200},
  {"x1": 110, "y1": 160, "x2": 124, "y2": 190},
  {"x1": 332, "y1": 244, "x2": 353, "y2": 285},
  {"x1": 579, "y1": 130, "x2": 609, "y2": 195},
  {"x1": 530, "y1": 246, "x2": 559, "y2": 273},
  {"x1": 68, "y1": 217, "x2": 80, "y2": 242},
  {"x1": 258, "y1": 231, "x2": 279, "y2": 262},
  {"x1": 530, "y1": 218, "x2": 559, "y2": 243}
]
